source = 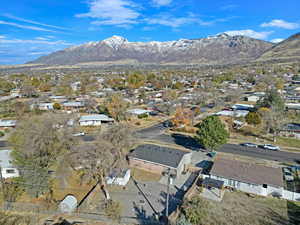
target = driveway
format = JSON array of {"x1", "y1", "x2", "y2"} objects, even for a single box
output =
[{"x1": 109, "y1": 179, "x2": 182, "y2": 221}]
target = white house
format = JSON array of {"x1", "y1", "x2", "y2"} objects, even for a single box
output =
[
  {"x1": 79, "y1": 114, "x2": 114, "y2": 126},
  {"x1": 33, "y1": 103, "x2": 54, "y2": 111},
  {"x1": 49, "y1": 95, "x2": 68, "y2": 103},
  {"x1": 106, "y1": 169, "x2": 131, "y2": 186},
  {"x1": 231, "y1": 104, "x2": 255, "y2": 111},
  {"x1": 127, "y1": 108, "x2": 152, "y2": 116},
  {"x1": 245, "y1": 95, "x2": 260, "y2": 103},
  {"x1": 215, "y1": 110, "x2": 249, "y2": 117},
  {"x1": 286, "y1": 103, "x2": 300, "y2": 111},
  {"x1": 10, "y1": 89, "x2": 22, "y2": 98},
  {"x1": 0, "y1": 120, "x2": 17, "y2": 129},
  {"x1": 0, "y1": 150, "x2": 19, "y2": 179},
  {"x1": 210, "y1": 158, "x2": 284, "y2": 197}
]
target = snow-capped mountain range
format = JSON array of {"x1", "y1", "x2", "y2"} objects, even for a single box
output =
[{"x1": 30, "y1": 34, "x2": 274, "y2": 65}]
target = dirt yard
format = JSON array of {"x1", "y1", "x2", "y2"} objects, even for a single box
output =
[{"x1": 197, "y1": 191, "x2": 300, "y2": 225}]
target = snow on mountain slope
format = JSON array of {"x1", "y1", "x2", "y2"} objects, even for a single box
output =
[{"x1": 29, "y1": 34, "x2": 273, "y2": 65}]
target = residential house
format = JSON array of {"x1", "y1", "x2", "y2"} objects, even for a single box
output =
[
  {"x1": 10, "y1": 89, "x2": 22, "y2": 98},
  {"x1": 0, "y1": 150, "x2": 20, "y2": 179},
  {"x1": 215, "y1": 110, "x2": 249, "y2": 117},
  {"x1": 63, "y1": 101, "x2": 85, "y2": 112},
  {"x1": 286, "y1": 103, "x2": 300, "y2": 111},
  {"x1": 245, "y1": 95, "x2": 260, "y2": 103},
  {"x1": 280, "y1": 123, "x2": 300, "y2": 139},
  {"x1": 0, "y1": 120, "x2": 17, "y2": 129},
  {"x1": 127, "y1": 108, "x2": 152, "y2": 116},
  {"x1": 231, "y1": 104, "x2": 255, "y2": 111},
  {"x1": 33, "y1": 102, "x2": 54, "y2": 111},
  {"x1": 79, "y1": 114, "x2": 114, "y2": 126},
  {"x1": 0, "y1": 96, "x2": 16, "y2": 103},
  {"x1": 209, "y1": 157, "x2": 284, "y2": 197},
  {"x1": 128, "y1": 144, "x2": 192, "y2": 176},
  {"x1": 49, "y1": 95, "x2": 68, "y2": 103},
  {"x1": 71, "y1": 81, "x2": 81, "y2": 92}
]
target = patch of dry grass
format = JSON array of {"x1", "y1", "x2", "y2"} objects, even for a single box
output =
[
  {"x1": 196, "y1": 191, "x2": 299, "y2": 225},
  {"x1": 130, "y1": 168, "x2": 161, "y2": 182}
]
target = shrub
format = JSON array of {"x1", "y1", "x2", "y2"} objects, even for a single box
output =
[
  {"x1": 53, "y1": 103, "x2": 61, "y2": 110},
  {"x1": 0, "y1": 131, "x2": 4, "y2": 137},
  {"x1": 138, "y1": 113, "x2": 148, "y2": 119},
  {"x1": 245, "y1": 112, "x2": 261, "y2": 126},
  {"x1": 182, "y1": 196, "x2": 209, "y2": 225}
]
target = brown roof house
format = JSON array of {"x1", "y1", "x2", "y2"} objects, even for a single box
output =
[
  {"x1": 128, "y1": 144, "x2": 192, "y2": 176},
  {"x1": 210, "y1": 157, "x2": 284, "y2": 197}
]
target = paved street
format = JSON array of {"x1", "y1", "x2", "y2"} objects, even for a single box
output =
[
  {"x1": 135, "y1": 121, "x2": 169, "y2": 139},
  {"x1": 0, "y1": 140, "x2": 9, "y2": 148},
  {"x1": 219, "y1": 144, "x2": 300, "y2": 164},
  {"x1": 136, "y1": 123, "x2": 300, "y2": 164}
]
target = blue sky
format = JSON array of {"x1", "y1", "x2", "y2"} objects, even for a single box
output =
[{"x1": 0, "y1": 0, "x2": 299, "y2": 64}]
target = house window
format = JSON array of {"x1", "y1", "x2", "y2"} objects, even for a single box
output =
[
  {"x1": 263, "y1": 184, "x2": 268, "y2": 188},
  {"x1": 6, "y1": 169, "x2": 15, "y2": 174}
]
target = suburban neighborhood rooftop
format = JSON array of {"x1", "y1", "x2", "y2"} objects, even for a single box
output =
[
  {"x1": 129, "y1": 144, "x2": 190, "y2": 169},
  {"x1": 210, "y1": 157, "x2": 284, "y2": 188}
]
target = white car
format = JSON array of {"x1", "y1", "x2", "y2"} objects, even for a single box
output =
[
  {"x1": 262, "y1": 144, "x2": 280, "y2": 151},
  {"x1": 72, "y1": 132, "x2": 85, "y2": 137},
  {"x1": 240, "y1": 143, "x2": 258, "y2": 148}
]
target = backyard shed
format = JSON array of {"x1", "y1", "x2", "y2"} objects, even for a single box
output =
[{"x1": 59, "y1": 195, "x2": 78, "y2": 213}]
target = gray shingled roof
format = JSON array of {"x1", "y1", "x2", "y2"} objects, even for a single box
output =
[
  {"x1": 210, "y1": 158, "x2": 284, "y2": 187},
  {"x1": 0, "y1": 150, "x2": 14, "y2": 168},
  {"x1": 129, "y1": 144, "x2": 189, "y2": 169}
]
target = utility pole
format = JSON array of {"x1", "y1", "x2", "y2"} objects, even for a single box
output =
[
  {"x1": 0, "y1": 166, "x2": 6, "y2": 203},
  {"x1": 165, "y1": 169, "x2": 170, "y2": 218},
  {"x1": 165, "y1": 168, "x2": 174, "y2": 225}
]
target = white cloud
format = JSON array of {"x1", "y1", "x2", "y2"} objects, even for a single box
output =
[
  {"x1": 0, "y1": 38, "x2": 72, "y2": 45},
  {"x1": 271, "y1": 38, "x2": 284, "y2": 43},
  {"x1": 152, "y1": 0, "x2": 172, "y2": 7},
  {"x1": 145, "y1": 14, "x2": 212, "y2": 28},
  {"x1": 76, "y1": 0, "x2": 140, "y2": 26},
  {"x1": 0, "y1": 20, "x2": 56, "y2": 32},
  {"x1": 35, "y1": 37, "x2": 50, "y2": 41},
  {"x1": 261, "y1": 19, "x2": 299, "y2": 29},
  {"x1": 3, "y1": 14, "x2": 69, "y2": 31},
  {"x1": 28, "y1": 51, "x2": 52, "y2": 56},
  {"x1": 0, "y1": 35, "x2": 5, "y2": 39},
  {"x1": 0, "y1": 37, "x2": 73, "y2": 64},
  {"x1": 224, "y1": 29, "x2": 273, "y2": 39},
  {"x1": 45, "y1": 35, "x2": 56, "y2": 39}
]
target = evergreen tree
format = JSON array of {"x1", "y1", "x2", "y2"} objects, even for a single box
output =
[{"x1": 196, "y1": 116, "x2": 229, "y2": 151}]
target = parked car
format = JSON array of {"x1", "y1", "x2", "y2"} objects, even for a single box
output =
[
  {"x1": 163, "y1": 120, "x2": 173, "y2": 128},
  {"x1": 207, "y1": 152, "x2": 217, "y2": 158},
  {"x1": 261, "y1": 144, "x2": 280, "y2": 151},
  {"x1": 240, "y1": 143, "x2": 258, "y2": 148},
  {"x1": 72, "y1": 132, "x2": 85, "y2": 137}
]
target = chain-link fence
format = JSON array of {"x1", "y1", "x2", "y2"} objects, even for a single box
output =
[{"x1": 1, "y1": 201, "x2": 163, "y2": 225}]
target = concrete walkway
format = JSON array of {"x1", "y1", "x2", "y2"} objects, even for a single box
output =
[{"x1": 200, "y1": 188, "x2": 225, "y2": 202}]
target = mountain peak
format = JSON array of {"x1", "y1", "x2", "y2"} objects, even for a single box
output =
[
  {"x1": 103, "y1": 35, "x2": 128, "y2": 49},
  {"x1": 216, "y1": 33, "x2": 230, "y2": 38},
  {"x1": 29, "y1": 34, "x2": 274, "y2": 65}
]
